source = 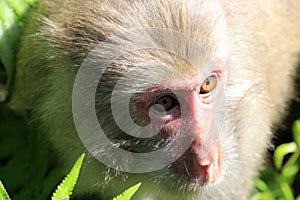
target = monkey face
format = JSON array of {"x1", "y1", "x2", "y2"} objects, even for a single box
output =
[{"x1": 72, "y1": 28, "x2": 227, "y2": 193}]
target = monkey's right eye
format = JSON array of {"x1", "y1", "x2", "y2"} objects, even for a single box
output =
[{"x1": 152, "y1": 94, "x2": 179, "y2": 113}]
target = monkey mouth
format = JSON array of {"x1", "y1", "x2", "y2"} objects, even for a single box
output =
[{"x1": 171, "y1": 142, "x2": 223, "y2": 184}]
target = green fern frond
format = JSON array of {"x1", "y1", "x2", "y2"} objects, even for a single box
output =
[
  {"x1": 113, "y1": 183, "x2": 142, "y2": 200},
  {"x1": 51, "y1": 153, "x2": 85, "y2": 200},
  {"x1": 0, "y1": 181, "x2": 11, "y2": 200}
]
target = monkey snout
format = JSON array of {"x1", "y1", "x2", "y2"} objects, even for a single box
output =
[{"x1": 171, "y1": 141, "x2": 223, "y2": 184}]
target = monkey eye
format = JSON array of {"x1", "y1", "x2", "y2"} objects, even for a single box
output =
[
  {"x1": 152, "y1": 94, "x2": 179, "y2": 112},
  {"x1": 200, "y1": 74, "x2": 218, "y2": 94}
]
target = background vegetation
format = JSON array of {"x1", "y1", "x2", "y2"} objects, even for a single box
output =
[{"x1": 0, "y1": 0, "x2": 299, "y2": 199}]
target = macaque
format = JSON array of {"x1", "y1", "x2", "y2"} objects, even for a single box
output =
[{"x1": 8, "y1": 0, "x2": 300, "y2": 199}]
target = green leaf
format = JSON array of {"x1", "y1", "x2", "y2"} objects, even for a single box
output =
[
  {"x1": 0, "y1": 0, "x2": 38, "y2": 99},
  {"x1": 113, "y1": 183, "x2": 142, "y2": 200},
  {"x1": 292, "y1": 120, "x2": 300, "y2": 147},
  {"x1": 274, "y1": 142, "x2": 297, "y2": 170},
  {"x1": 51, "y1": 153, "x2": 85, "y2": 200},
  {"x1": 253, "y1": 178, "x2": 269, "y2": 192},
  {"x1": 5, "y1": 0, "x2": 30, "y2": 19},
  {"x1": 0, "y1": 0, "x2": 18, "y2": 88},
  {"x1": 250, "y1": 192, "x2": 274, "y2": 200},
  {"x1": 282, "y1": 164, "x2": 299, "y2": 185},
  {"x1": 281, "y1": 148, "x2": 299, "y2": 185},
  {"x1": 0, "y1": 181, "x2": 11, "y2": 200},
  {"x1": 280, "y1": 181, "x2": 294, "y2": 200}
]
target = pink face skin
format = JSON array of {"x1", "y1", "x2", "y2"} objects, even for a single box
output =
[{"x1": 134, "y1": 61, "x2": 225, "y2": 184}]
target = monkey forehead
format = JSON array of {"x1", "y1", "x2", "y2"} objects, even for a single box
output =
[
  {"x1": 116, "y1": 51, "x2": 214, "y2": 77},
  {"x1": 41, "y1": 0, "x2": 229, "y2": 62}
]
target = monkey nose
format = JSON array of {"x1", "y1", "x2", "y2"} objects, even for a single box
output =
[
  {"x1": 171, "y1": 141, "x2": 222, "y2": 184},
  {"x1": 196, "y1": 143, "x2": 222, "y2": 183}
]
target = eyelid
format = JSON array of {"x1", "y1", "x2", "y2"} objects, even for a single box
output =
[{"x1": 152, "y1": 93, "x2": 177, "y2": 105}]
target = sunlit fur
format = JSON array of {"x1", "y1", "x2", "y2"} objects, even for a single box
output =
[{"x1": 9, "y1": 0, "x2": 300, "y2": 199}]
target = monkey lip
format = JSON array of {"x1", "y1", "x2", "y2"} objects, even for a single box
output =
[{"x1": 172, "y1": 142, "x2": 222, "y2": 184}]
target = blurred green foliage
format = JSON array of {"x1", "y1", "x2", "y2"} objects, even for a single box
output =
[
  {"x1": 251, "y1": 120, "x2": 300, "y2": 200},
  {"x1": 0, "y1": 153, "x2": 85, "y2": 200},
  {"x1": 0, "y1": 105, "x2": 64, "y2": 199},
  {"x1": 0, "y1": 0, "x2": 38, "y2": 101}
]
